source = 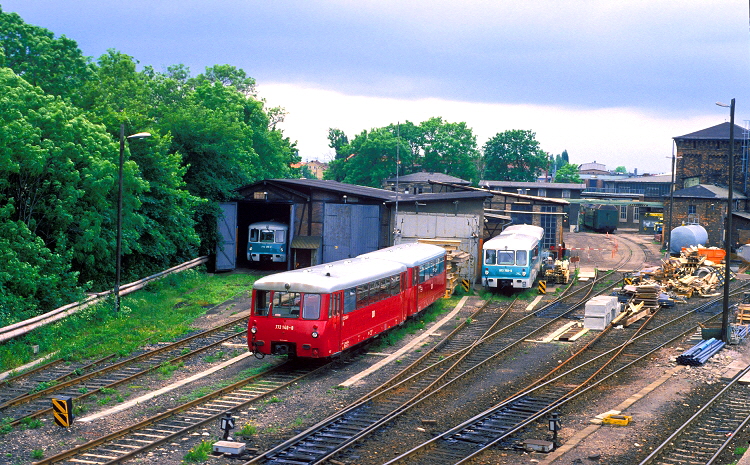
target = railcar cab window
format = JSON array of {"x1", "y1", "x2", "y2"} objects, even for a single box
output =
[
  {"x1": 260, "y1": 230, "x2": 276, "y2": 242},
  {"x1": 272, "y1": 291, "x2": 301, "y2": 317},
  {"x1": 532, "y1": 246, "x2": 539, "y2": 261},
  {"x1": 497, "y1": 250, "x2": 515, "y2": 265},
  {"x1": 274, "y1": 229, "x2": 286, "y2": 243},
  {"x1": 485, "y1": 249, "x2": 496, "y2": 265},
  {"x1": 250, "y1": 229, "x2": 260, "y2": 242},
  {"x1": 302, "y1": 294, "x2": 321, "y2": 320},
  {"x1": 254, "y1": 290, "x2": 271, "y2": 316},
  {"x1": 516, "y1": 250, "x2": 527, "y2": 266}
]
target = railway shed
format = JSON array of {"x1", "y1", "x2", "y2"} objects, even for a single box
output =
[{"x1": 216, "y1": 179, "x2": 490, "y2": 281}]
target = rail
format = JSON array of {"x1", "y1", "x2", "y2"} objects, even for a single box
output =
[{"x1": 0, "y1": 256, "x2": 208, "y2": 343}]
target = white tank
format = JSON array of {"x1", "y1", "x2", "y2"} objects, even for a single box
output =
[{"x1": 669, "y1": 225, "x2": 708, "y2": 255}]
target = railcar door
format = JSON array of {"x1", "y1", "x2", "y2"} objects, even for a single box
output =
[{"x1": 328, "y1": 292, "x2": 343, "y2": 354}]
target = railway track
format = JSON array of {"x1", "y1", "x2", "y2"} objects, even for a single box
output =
[
  {"x1": 241, "y1": 262, "x2": 637, "y2": 465},
  {"x1": 34, "y1": 360, "x2": 326, "y2": 465},
  {"x1": 639, "y1": 361, "x2": 750, "y2": 465},
  {"x1": 382, "y1": 282, "x2": 750, "y2": 464},
  {"x1": 0, "y1": 315, "x2": 249, "y2": 427}
]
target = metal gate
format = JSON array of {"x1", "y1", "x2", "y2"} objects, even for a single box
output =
[
  {"x1": 323, "y1": 204, "x2": 379, "y2": 262},
  {"x1": 215, "y1": 202, "x2": 237, "y2": 271}
]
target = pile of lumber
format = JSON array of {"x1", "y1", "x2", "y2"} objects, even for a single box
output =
[
  {"x1": 545, "y1": 259, "x2": 570, "y2": 284},
  {"x1": 634, "y1": 247, "x2": 729, "y2": 299}
]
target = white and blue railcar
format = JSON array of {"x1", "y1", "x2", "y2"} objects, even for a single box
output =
[
  {"x1": 482, "y1": 225, "x2": 544, "y2": 290},
  {"x1": 247, "y1": 221, "x2": 289, "y2": 263}
]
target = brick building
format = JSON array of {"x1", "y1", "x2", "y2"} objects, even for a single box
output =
[
  {"x1": 665, "y1": 122, "x2": 750, "y2": 249},
  {"x1": 664, "y1": 184, "x2": 747, "y2": 248}
]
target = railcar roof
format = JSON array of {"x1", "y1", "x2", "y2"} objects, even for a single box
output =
[
  {"x1": 253, "y1": 257, "x2": 406, "y2": 293},
  {"x1": 357, "y1": 243, "x2": 445, "y2": 267},
  {"x1": 248, "y1": 220, "x2": 288, "y2": 229},
  {"x1": 500, "y1": 225, "x2": 544, "y2": 240},
  {"x1": 484, "y1": 233, "x2": 542, "y2": 250}
]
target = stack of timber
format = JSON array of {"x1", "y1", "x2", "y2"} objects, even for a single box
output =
[
  {"x1": 545, "y1": 259, "x2": 570, "y2": 284},
  {"x1": 611, "y1": 301, "x2": 650, "y2": 327},
  {"x1": 419, "y1": 239, "x2": 468, "y2": 297},
  {"x1": 633, "y1": 246, "x2": 730, "y2": 299}
]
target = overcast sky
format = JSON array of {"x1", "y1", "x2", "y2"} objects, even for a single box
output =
[{"x1": 2, "y1": 1, "x2": 748, "y2": 174}]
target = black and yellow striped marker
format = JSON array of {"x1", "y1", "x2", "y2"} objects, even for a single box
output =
[
  {"x1": 52, "y1": 396, "x2": 73, "y2": 428},
  {"x1": 461, "y1": 279, "x2": 470, "y2": 293},
  {"x1": 538, "y1": 280, "x2": 547, "y2": 294},
  {"x1": 624, "y1": 277, "x2": 633, "y2": 286}
]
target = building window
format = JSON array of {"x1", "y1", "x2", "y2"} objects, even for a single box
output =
[
  {"x1": 684, "y1": 177, "x2": 700, "y2": 188},
  {"x1": 688, "y1": 205, "x2": 697, "y2": 215},
  {"x1": 561, "y1": 189, "x2": 571, "y2": 198},
  {"x1": 620, "y1": 205, "x2": 627, "y2": 222},
  {"x1": 537, "y1": 188, "x2": 546, "y2": 197},
  {"x1": 633, "y1": 206, "x2": 639, "y2": 222},
  {"x1": 540, "y1": 206, "x2": 557, "y2": 249}
]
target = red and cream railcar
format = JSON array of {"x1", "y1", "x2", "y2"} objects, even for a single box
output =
[{"x1": 248, "y1": 243, "x2": 446, "y2": 358}]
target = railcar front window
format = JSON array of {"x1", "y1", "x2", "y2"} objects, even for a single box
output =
[
  {"x1": 260, "y1": 231, "x2": 275, "y2": 243},
  {"x1": 516, "y1": 250, "x2": 527, "y2": 266},
  {"x1": 250, "y1": 229, "x2": 259, "y2": 242},
  {"x1": 272, "y1": 291, "x2": 301, "y2": 317},
  {"x1": 485, "y1": 249, "x2": 496, "y2": 265},
  {"x1": 254, "y1": 290, "x2": 271, "y2": 316},
  {"x1": 302, "y1": 294, "x2": 321, "y2": 320},
  {"x1": 275, "y1": 230, "x2": 286, "y2": 243},
  {"x1": 498, "y1": 251, "x2": 515, "y2": 265}
]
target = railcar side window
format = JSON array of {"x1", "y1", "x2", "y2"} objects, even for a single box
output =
[
  {"x1": 390, "y1": 275, "x2": 400, "y2": 296},
  {"x1": 516, "y1": 250, "x2": 527, "y2": 266},
  {"x1": 344, "y1": 288, "x2": 356, "y2": 313},
  {"x1": 485, "y1": 250, "x2": 496, "y2": 265},
  {"x1": 498, "y1": 250, "x2": 514, "y2": 265},
  {"x1": 272, "y1": 291, "x2": 301, "y2": 317},
  {"x1": 254, "y1": 290, "x2": 271, "y2": 316},
  {"x1": 302, "y1": 294, "x2": 321, "y2": 320},
  {"x1": 412, "y1": 268, "x2": 419, "y2": 286},
  {"x1": 250, "y1": 229, "x2": 259, "y2": 242},
  {"x1": 532, "y1": 246, "x2": 539, "y2": 261},
  {"x1": 274, "y1": 230, "x2": 286, "y2": 243},
  {"x1": 329, "y1": 293, "x2": 341, "y2": 318}
]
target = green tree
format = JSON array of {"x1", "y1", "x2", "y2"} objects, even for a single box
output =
[
  {"x1": 325, "y1": 127, "x2": 411, "y2": 187},
  {"x1": 554, "y1": 162, "x2": 582, "y2": 183},
  {"x1": 0, "y1": 7, "x2": 91, "y2": 100},
  {"x1": 615, "y1": 165, "x2": 627, "y2": 173},
  {"x1": 561, "y1": 149, "x2": 569, "y2": 164},
  {"x1": 328, "y1": 128, "x2": 350, "y2": 160},
  {"x1": 416, "y1": 117, "x2": 479, "y2": 182},
  {"x1": 482, "y1": 129, "x2": 549, "y2": 182}
]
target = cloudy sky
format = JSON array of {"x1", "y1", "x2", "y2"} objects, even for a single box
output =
[{"x1": 2, "y1": 1, "x2": 748, "y2": 173}]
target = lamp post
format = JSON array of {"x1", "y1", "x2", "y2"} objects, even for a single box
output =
[
  {"x1": 115, "y1": 124, "x2": 151, "y2": 313},
  {"x1": 716, "y1": 99, "x2": 735, "y2": 343}
]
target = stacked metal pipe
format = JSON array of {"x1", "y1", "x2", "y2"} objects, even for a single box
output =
[{"x1": 676, "y1": 338, "x2": 726, "y2": 366}]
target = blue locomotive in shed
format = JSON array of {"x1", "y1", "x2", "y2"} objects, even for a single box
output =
[
  {"x1": 482, "y1": 224, "x2": 544, "y2": 290},
  {"x1": 582, "y1": 204, "x2": 618, "y2": 233},
  {"x1": 247, "y1": 221, "x2": 288, "y2": 263}
]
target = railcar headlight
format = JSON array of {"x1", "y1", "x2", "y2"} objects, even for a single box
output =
[
  {"x1": 484, "y1": 269, "x2": 489, "y2": 275},
  {"x1": 251, "y1": 326, "x2": 257, "y2": 334},
  {"x1": 312, "y1": 331, "x2": 319, "y2": 338},
  {"x1": 522, "y1": 270, "x2": 526, "y2": 276}
]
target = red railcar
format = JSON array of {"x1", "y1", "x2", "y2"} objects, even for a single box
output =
[{"x1": 248, "y1": 243, "x2": 446, "y2": 358}]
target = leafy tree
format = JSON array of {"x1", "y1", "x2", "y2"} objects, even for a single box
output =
[
  {"x1": 325, "y1": 127, "x2": 411, "y2": 187},
  {"x1": 0, "y1": 68, "x2": 117, "y2": 315},
  {"x1": 328, "y1": 128, "x2": 350, "y2": 160},
  {"x1": 415, "y1": 117, "x2": 479, "y2": 182},
  {"x1": 615, "y1": 165, "x2": 627, "y2": 173},
  {"x1": 554, "y1": 163, "x2": 582, "y2": 183},
  {"x1": 0, "y1": 7, "x2": 91, "y2": 100},
  {"x1": 561, "y1": 149, "x2": 569, "y2": 164},
  {"x1": 482, "y1": 130, "x2": 549, "y2": 182}
]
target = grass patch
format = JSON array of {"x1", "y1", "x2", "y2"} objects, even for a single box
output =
[
  {"x1": 238, "y1": 422, "x2": 257, "y2": 437},
  {"x1": 0, "y1": 269, "x2": 259, "y2": 372},
  {"x1": 157, "y1": 360, "x2": 184, "y2": 379},
  {"x1": 31, "y1": 449, "x2": 44, "y2": 460},
  {"x1": 183, "y1": 439, "x2": 214, "y2": 462},
  {"x1": 20, "y1": 417, "x2": 43, "y2": 430},
  {"x1": 204, "y1": 351, "x2": 226, "y2": 363}
]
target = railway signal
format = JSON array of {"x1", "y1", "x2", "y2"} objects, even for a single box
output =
[
  {"x1": 548, "y1": 411, "x2": 561, "y2": 449},
  {"x1": 52, "y1": 396, "x2": 73, "y2": 428},
  {"x1": 220, "y1": 412, "x2": 235, "y2": 440}
]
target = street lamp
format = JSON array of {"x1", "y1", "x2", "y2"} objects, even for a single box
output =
[
  {"x1": 716, "y1": 99, "x2": 735, "y2": 343},
  {"x1": 115, "y1": 123, "x2": 151, "y2": 313}
]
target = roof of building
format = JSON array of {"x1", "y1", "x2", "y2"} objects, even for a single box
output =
[
  {"x1": 478, "y1": 180, "x2": 586, "y2": 190},
  {"x1": 674, "y1": 122, "x2": 746, "y2": 141},
  {"x1": 384, "y1": 172, "x2": 471, "y2": 184},
  {"x1": 671, "y1": 184, "x2": 747, "y2": 199},
  {"x1": 240, "y1": 179, "x2": 491, "y2": 203},
  {"x1": 609, "y1": 174, "x2": 672, "y2": 184}
]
